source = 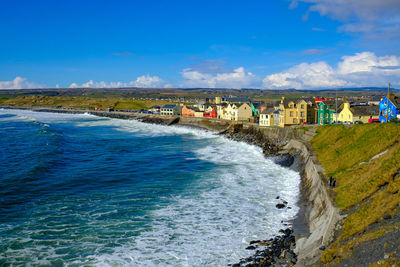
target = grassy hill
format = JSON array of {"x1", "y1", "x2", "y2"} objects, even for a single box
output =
[{"x1": 311, "y1": 123, "x2": 400, "y2": 265}]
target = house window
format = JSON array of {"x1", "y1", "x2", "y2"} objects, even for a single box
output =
[
  {"x1": 301, "y1": 104, "x2": 304, "y2": 109},
  {"x1": 300, "y1": 111, "x2": 304, "y2": 117},
  {"x1": 290, "y1": 111, "x2": 293, "y2": 117}
]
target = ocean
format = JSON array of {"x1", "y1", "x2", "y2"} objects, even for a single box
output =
[{"x1": 0, "y1": 109, "x2": 300, "y2": 266}]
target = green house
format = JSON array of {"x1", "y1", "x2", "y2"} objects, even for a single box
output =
[{"x1": 317, "y1": 100, "x2": 342, "y2": 125}]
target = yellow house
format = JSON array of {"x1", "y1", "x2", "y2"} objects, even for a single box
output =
[
  {"x1": 278, "y1": 97, "x2": 310, "y2": 127},
  {"x1": 337, "y1": 102, "x2": 353, "y2": 123}
]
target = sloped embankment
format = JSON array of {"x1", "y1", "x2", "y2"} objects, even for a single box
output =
[{"x1": 311, "y1": 123, "x2": 400, "y2": 265}]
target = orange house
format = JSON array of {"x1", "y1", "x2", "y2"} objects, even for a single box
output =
[{"x1": 181, "y1": 105, "x2": 195, "y2": 117}]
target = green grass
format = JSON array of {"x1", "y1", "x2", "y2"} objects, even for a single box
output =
[
  {"x1": 0, "y1": 95, "x2": 178, "y2": 110},
  {"x1": 311, "y1": 123, "x2": 400, "y2": 263}
]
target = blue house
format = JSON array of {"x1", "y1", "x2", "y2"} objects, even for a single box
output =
[{"x1": 379, "y1": 95, "x2": 400, "y2": 123}]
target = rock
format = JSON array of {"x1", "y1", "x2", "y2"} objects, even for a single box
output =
[
  {"x1": 246, "y1": 245, "x2": 257, "y2": 250},
  {"x1": 276, "y1": 203, "x2": 286, "y2": 209},
  {"x1": 319, "y1": 246, "x2": 326, "y2": 251},
  {"x1": 279, "y1": 250, "x2": 286, "y2": 258},
  {"x1": 249, "y1": 240, "x2": 260, "y2": 245},
  {"x1": 383, "y1": 213, "x2": 392, "y2": 220},
  {"x1": 276, "y1": 196, "x2": 280, "y2": 199},
  {"x1": 273, "y1": 153, "x2": 294, "y2": 167}
]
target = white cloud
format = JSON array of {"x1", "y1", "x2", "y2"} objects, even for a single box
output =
[
  {"x1": 0, "y1": 77, "x2": 44, "y2": 89},
  {"x1": 263, "y1": 52, "x2": 400, "y2": 89},
  {"x1": 69, "y1": 74, "x2": 166, "y2": 88},
  {"x1": 292, "y1": 0, "x2": 400, "y2": 39},
  {"x1": 181, "y1": 67, "x2": 259, "y2": 89}
]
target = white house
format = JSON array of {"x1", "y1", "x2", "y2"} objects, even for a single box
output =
[{"x1": 259, "y1": 108, "x2": 275, "y2": 126}]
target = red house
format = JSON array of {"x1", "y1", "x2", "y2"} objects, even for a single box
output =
[{"x1": 204, "y1": 108, "x2": 216, "y2": 118}]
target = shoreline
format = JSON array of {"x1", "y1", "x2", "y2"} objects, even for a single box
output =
[{"x1": 0, "y1": 106, "x2": 340, "y2": 266}]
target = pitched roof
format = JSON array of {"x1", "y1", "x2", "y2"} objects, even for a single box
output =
[
  {"x1": 392, "y1": 96, "x2": 400, "y2": 107},
  {"x1": 262, "y1": 107, "x2": 275, "y2": 114},
  {"x1": 224, "y1": 97, "x2": 250, "y2": 103},
  {"x1": 162, "y1": 104, "x2": 176, "y2": 108},
  {"x1": 186, "y1": 106, "x2": 201, "y2": 112},
  {"x1": 351, "y1": 105, "x2": 380, "y2": 116}
]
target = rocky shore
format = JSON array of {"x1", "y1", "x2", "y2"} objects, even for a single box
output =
[{"x1": 230, "y1": 228, "x2": 297, "y2": 267}]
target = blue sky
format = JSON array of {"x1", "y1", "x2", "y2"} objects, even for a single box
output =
[{"x1": 1, "y1": 0, "x2": 400, "y2": 89}]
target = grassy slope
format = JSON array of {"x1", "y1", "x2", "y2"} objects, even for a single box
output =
[
  {"x1": 311, "y1": 123, "x2": 400, "y2": 264},
  {"x1": 0, "y1": 95, "x2": 178, "y2": 110}
]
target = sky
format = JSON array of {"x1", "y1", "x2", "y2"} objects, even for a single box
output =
[{"x1": 1, "y1": 0, "x2": 400, "y2": 89}]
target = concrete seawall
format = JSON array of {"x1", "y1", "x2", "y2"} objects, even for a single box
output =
[{"x1": 283, "y1": 140, "x2": 342, "y2": 266}]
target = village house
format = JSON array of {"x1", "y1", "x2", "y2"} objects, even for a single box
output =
[
  {"x1": 160, "y1": 104, "x2": 181, "y2": 116},
  {"x1": 317, "y1": 100, "x2": 343, "y2": 125},
  {"x1": 148, "y1": 105, "x2": 161, "y2": 114},
  {"x1": 336, "y1": 102, "x2": 353, "y2": 123},
  {"x1": 273, "y1": 109, "x2": 281, "y2": 126},
  {"x1": 278, "y1": 97, "x2": 311, "y2": 127},
  {"x1": 237, "y1": 103, "x2": 253, "y2": 122},
  {"x1": 352, "y1": 106, "x2": 380, "y2": 123},
  {"x1": 215, "y1": 103, "x2": 227, "y2": 119},
  {"x1": 220, "y1": 102, "x2": 253, "y2": 121},
  {"x1": 259, "y1": 108, "x2": 275, "y2": 126},
  {"x1": 203, "y1": 106, "x2": 216, "y2": 118},
  {"x1": 224, "y1": 103, "x2": 238, "y2": 121},
  {"x1": 379, "y1": 94, "x2": 400, "y2": 123},
  {"x1": 181, "y1": 105, "x2": 196, "y2": 117}
]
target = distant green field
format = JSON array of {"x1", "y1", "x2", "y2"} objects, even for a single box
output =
[
  {"x1": 0, "y1": 95, "x2": 180, "y2": 110},
  {"x1": 311, "y1": 123, "x2": 400, "y2": 264}
]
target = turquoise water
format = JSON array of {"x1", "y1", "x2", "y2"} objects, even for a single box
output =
[{"x1": 0, "y1": 109, "x2": 300, "y2": 266}]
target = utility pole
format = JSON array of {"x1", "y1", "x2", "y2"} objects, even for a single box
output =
[
  {"x1": 335, "y1": 89, "x2": 338, "y2": 123},
  {"x1": 385, "y1": 83, "x2": 390, "y2": 122}
]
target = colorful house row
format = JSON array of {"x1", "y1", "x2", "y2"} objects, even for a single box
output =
[{"x1": 317, "y1": 99, "x2": 382, "y2": 124}]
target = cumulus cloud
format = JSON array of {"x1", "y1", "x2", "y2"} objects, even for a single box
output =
[
  {"x1": 291, "y1": 0, "x2": 400, "y2": 39},
  {"x1": 69, "y1": 75, "x2": 167, "y2": 88},
  {"x1": 0, "y1": 77, "x2": 44, "y2": 89},
  {"x1": 181, "y1": 67, "x2": 260, "y2": 89},
  {"x1": 263, "y1": 51, "x2": 400, "y2": 89}
]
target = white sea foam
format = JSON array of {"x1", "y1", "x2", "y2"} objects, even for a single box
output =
[
  {"x1": 0, "y1": 109, "x2": 300, "y2": 266},
  {"x1": 91, "y1": 136, "x2": 300, "y2": 267}
]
